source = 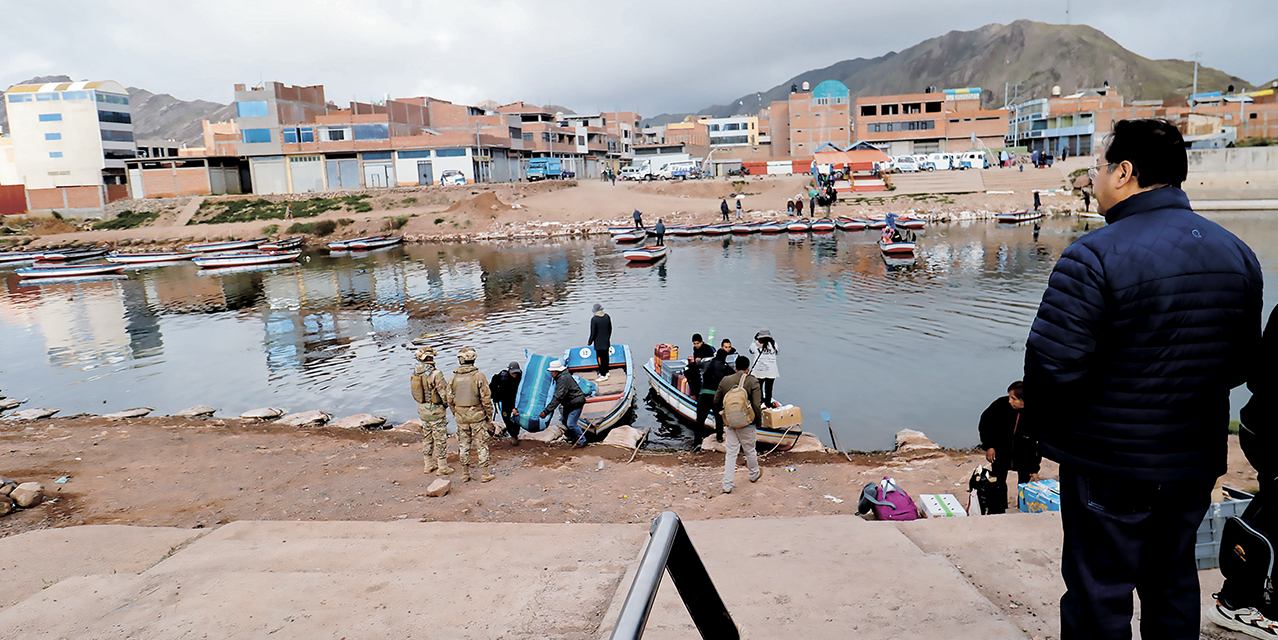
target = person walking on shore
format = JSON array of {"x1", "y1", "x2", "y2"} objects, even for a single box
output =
[
  {"x1": 489, "y1": 361, "x2": 522, "y2": 446},
  {"x1": 715, "y1": 355, "x2": 763, "y2": 494},
  {"x1": 976, "y1": 381, "x2": 1039, "y2": 513},
  {"x1": 720, "y1": 198, "x2": 731, "y2": 222},
  {"x1": 448, "y1": 347, "x2": 497, "y2": 483},
  {"x1": 632, "y1": 208, "x2": 643, "y2": 229},
  {"x1": 653, "y1": 219, "x2": 665, "y2": 246},
  {"x1": 1024, "y1": 119, "x2": 1263, "y2": 640},
  {"x1": 735, "y1": 197, "x2": 743, "y2": 220},
  {"x1": 749, "y1": 329, "x2": 779, "y2": 406},
  {"x1": 411, "y1": 347, "x2": 453, "y2": 475},
  {"x1": 1082, "y1": 188, "x2": 1091, "y2": 212},
  {"x1": 588, "y1": 303, "x2": 613, "y2": 381},
  {"x1": 540, "y1": 359, "x2": 587, "y2": 446},
  {"x1": 793, "y1": 194, "x2": 803, "y2": 217},
  {"x1": 1033, "y1": 190, "x2": 1041, "y2": 212}
]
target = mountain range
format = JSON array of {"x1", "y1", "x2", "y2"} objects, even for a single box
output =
[
  {"x1": 644, "y1": 20, "x2": 1254, "y2": 126},
  {"x1": 2, "y1": 21, "x2": 1265, "y2": 144}
]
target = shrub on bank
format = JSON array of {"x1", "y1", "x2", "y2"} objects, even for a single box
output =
[
  {"x1": 192, "y1": 194, "x2": 374, "y2": 225},
  {"x1": 97, "y1": 209, "x2": 161, "y2": 231},
  {"x1": 286, "y1": 219, "x2": 338, "y2": 236}
]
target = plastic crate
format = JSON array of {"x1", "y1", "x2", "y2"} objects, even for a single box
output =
[{"x1": 1195, "y1": 498, "x2": 1252, "y2": 570}]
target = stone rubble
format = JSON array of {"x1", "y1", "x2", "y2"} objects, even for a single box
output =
[
  {"x1": 239, "y1": 407, "x2": 286, "y2": 420},
  {"x1": 10, "y1": 482, "x2": 44, "y2": 508},
  {"x1": 275, "y1": 410, "x2": 332, "y2": 428},
  {"x1": 172, "y1": 405, "x2": 217, "y2": 418},
  {"x1": 329, "y1": 414, "x2": 387, "y2": 430},
  {"x1": 426, "y1": 479, "x2": 451, "y2": 497},
  {"x1": 102, "y1": 407, "x2": 153, "y2": 420},
  {"x1": 1, "y1": 408, "x2": 59, "y2": 422}
]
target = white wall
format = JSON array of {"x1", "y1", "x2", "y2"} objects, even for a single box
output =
[
  {"x1": 251, "y1": 158, "x2": 288, "y2": 194},
  {"x1": 432, "y1": 150, "x2": 474, "y2": 183},
  {"x1": 6, "y1": 93, "x2": 109, "y2": 189},
  {"x1": 288, "y1": 156, "x2": 324, "y2": 193},
  {"x1": 0, "y1": 137, "x2": 19, "y2": 185}
]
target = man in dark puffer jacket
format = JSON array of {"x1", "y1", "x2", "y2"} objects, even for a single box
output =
[{"x1": 1024, "y1": 119, "x2": 1263, "y2": 640}]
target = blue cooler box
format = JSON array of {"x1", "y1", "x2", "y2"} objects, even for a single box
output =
[{"x1": 1018, "y1": 479, "x2": 1061, "y2": 513}]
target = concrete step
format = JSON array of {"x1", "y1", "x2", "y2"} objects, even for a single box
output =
[
  {"x1": 982, "y1": 167, "x2": 1067, "y2": 193},
  {"x1": 889, "y1": 170, "x2": 985, "y2": 195}
]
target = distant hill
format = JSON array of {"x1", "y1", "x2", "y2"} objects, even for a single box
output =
[
  {"x1": 0, "y1": 75, "x2": 230, "y2": 146},
  {"x1": 647, "y1": 20, "x2": 1253, "y2": 125}
]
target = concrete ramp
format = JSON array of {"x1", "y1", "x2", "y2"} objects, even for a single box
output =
[{"x1": 888, "y1": 170, "x2": 985, "y2": 195}]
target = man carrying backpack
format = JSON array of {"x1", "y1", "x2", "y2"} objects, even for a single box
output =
[{"x1": 714, "y1": 355, "x2": 762, "y2": 494}]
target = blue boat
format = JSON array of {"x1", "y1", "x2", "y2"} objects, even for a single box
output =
[{"x1": 510, "y1": 345, "x2": 636, "y2": 438}]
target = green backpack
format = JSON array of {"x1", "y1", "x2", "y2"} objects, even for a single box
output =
[{"x1": 720, "y1": 377, "x2": 755, "y2": 428}]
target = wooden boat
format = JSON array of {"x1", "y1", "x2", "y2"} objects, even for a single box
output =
[
  {"x1": 192, "y1": 250, "x2": 301, "y2": 268},
  {"x1": 835, "y1": 217, "x2": 867, "y2": 231},
  {"x1": 327, "y1": 236, "x2": 380, "y2": 251},
  {"x1": 810, "y1": 218, "x2": 836, "y2": 232},
  {"x1": 0, "y1": 250, "x2": 42, "y2": 264},
  {"x1": 672, "y1": 224, "x2": 705, "y2": 236},
  {"x1": 613, "y1": 230, "x2": 647, "y2": 243},
  {"x1": 642, "y1": 356, "x2": 801, "y2": 450},
  {"x1": 35, "y1": 248, "x2": 107, "y2": 262},
  {"x1": 184, "y1": 238, "x2": 266, "y2": 253},
  {"x1": 347, "y1": 235, "x2": 403, "y2": 250},
  {"x1": 786, "y1": 220, "x2": 810, "y2": 233},
  {"x1": 259, "y1": 237, "x2": 304, "y2": 251},
  {"x1": 730, "y1": 222, "x2": 759, "y2": 234},
  {"x1": 511, "y1": 346, "x2": 637, "y2": 439},
  {"x1": 996, "y1": 210, "x2": 1043, "y2": 224},
  {"x1": 106, "y1": 252, "x2": 200, "y2": 264},
  {"x1": 896, "y1": 217, "x2": 926, "y2": 230},
  {"x1": 758, "y1": 221, "x2": 784, "y2": 234},
  {"x1": 701, "y1": 224, "x2": 731, "y2": 236},
  {"x1": 16, "y1": 263, "x2": 126, "y2": 278},
  {"x1": 1078, "y1": 212, "x2": 1105, "y2": 221},
  {"x1": 866, "y1": 218, "x2": 887, "y2": 229},
  {"x1": 879, "y1": 240, "x2": 917, "y2": 256},
  {"x1": 623, "y1": 245, "x2": 668, "y2": 262}
]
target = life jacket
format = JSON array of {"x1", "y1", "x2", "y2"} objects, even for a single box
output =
[
  {"x1": 451, "y1": 370, "x2": 481, "y2": 407},
  {"x1": 720, "y1": 376, "x2": 755, "y2": 428}
]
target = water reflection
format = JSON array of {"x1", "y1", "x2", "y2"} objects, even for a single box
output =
[{"x1": 2, "y1": 212, "x2": 1274, "y2": 451}]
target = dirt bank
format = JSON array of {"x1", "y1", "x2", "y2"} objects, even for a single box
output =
[{"x1": 0, "y1": 415, "x2": 1258, "y2": 538}]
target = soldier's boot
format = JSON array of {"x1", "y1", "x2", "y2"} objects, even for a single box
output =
[
  {"x1": 423, "y1": 458, "x2": 436, "y2": 474},
  {"x1": 480, "y1": 465, "x2": 496, "y2": 483},
  {"x1": 460, "y1": 466, "x2": 471, "y2": 482},
  {"x1": 436, "y1": 458, "x2": 454, "y2": 475}
]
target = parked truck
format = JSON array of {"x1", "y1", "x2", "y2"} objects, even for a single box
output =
[
  {"x1": 526, "y1": 157, "x2": 564, "y2": 181},
  {"x1": 633, "y1": 153, "x2": 693, "y2": 180}
]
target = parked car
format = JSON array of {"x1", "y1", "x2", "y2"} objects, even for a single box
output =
[
  {"x1": 958, "y1": 151, "x2": 989, "y2": 170},
  {"x1": 923, "y1": 153, "x2": 953, "y2": 171},
  {"x1": 619, "y1": 166, "x2": 643, "y2": 181},
  {"x1": 440, "y1": 170, "x2": 466, "y2": 185},
  {"x1": 893, "y1": 156, "x2": 920, "y2": 173}
]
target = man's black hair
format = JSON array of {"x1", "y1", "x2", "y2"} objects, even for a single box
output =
[
  {"x1": 1102, "y1": 119, "x2": 1188, "y2": 188},
  {"x1": 1008, "y1": 380, "x2": 1024, "y2": 396},
  {"x1": 692, "y1": 333, "x2": 704, "y2": 342},
  {"x1": 735, "y1": 356, "x2": 750, "y2": 371},
  {"x1": 721, "y1": 338, "x2": 732, "y2": 346}
]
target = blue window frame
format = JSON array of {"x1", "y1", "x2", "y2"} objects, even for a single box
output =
[
  {"x1": 95, "y1": 92, "x2": 129, "y2": 105},
  {"x1": 236, "y1": 100, "x2": 270, "y2": 118},
  {"x1": 398, "y1": 150, "x2": 431, "y2": 159},
  {"x1": 98, "y1": 110, "x2": 132, "y2": 124},
  {"x1": 282, "y1": 128, "x2": 297, "y2": 144},
  {"x1": 101, "y1": 129, "x2": 135, "y2": 142},
  {"x1": 35, "y1": 93, "x2": 59, "y2": 102},
  {"x1": 299, "y1": 127, "x2": 313, "y2": 143},
  {"x1": 241, "y1": 128, "x2": 272, "y2": 144},
  {"x1": 38, "y1": 113, "x2": 62, "y2": 122},
  {"x1": 49, "y1": 151, "x2": 63, "y2": 158},
  {"x1": 436, "y1": 148, "x2": 466, "y2": 157},
  {"x1": 7, "y1": 94, "x2": 32, "y2": 103},
  {"x1": 352, "y1": 124, "x2": 389, "y2": 140},
  {"x1": 361, "y1": 151, "x2": 392, "y2": 161},
  {"x1": 45, "y1": 133, "x2": 61, "y2": 140},
  {"x1": 62, "y1": 90, "x2": 88, "y2": 100}
]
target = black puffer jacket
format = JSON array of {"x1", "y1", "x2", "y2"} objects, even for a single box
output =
[
  {"x1": 1024, "y1": 187, "x2": 1263, "y2": 482},
  {"x1": 1241, "y1": 305, "x2": 1278, "y2": 483}
]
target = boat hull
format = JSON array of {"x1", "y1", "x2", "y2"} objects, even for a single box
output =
[
  {"x1": 996, "y1": 211, "x2": 1043, "y2": 224},
  {"x1": 17, "y1": 263, "x2": 126, "y2": 278},
  {"x1": 785, "y1": 223, "x2": 810, "y2": 233},
  {"x1": 192, "y1": 250, "x2": 302, "y2": 268},
  {"x1": 758, "y1": 223, "x2": 783, "y2": 234},
  {"x1": 347, "y1": 235, "x2": 403, "y2": 250},
  {"x1": 185, "y1": 239, "x2": 266, "y2": 253},
  {"x1": 35, "y1": 248, "x2": 108, "y2": 262},
  {"x1": 835, "y1": 217, "x2": 867, "y2": 231},
  {"x1": 106, "y1": 252, "x2": 200, "y2": 264},
  {"x1": 896, "y1": 218, "x2": 925, "y2": 229},
  {"x1": 512, "y1": 346, "x2": 636, "y2": 438},
  {"x1": 623, "y1": 245, "x2": 668, "y2": 262},
  {"x1": 642, "y1": 358, "x2": 800, "y2": 450},
  {"x1": 879, "y1": 241, "x2": 916, "y2": 255},
  {"x1": 613, "y1": 231, "x2": 646, "y2": 243},
  {"x1": 810, "y1": 219, "x2": 836, "y2": 232},
  {"x1": 259, "y1": 237, "x2": 304, "y2": 251}
]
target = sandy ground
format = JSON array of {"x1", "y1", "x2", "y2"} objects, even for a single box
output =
[
  {"x1": 0, "y1": 414, "x2": 1259, "y2": 539},
  {"x1": 6, "y1": 173, "x2": 1086, "y2": 250}
]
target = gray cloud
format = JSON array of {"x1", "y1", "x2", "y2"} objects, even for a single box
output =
[{"x1": 3, "y1": 0, "x2": 1273, "y2": 117}]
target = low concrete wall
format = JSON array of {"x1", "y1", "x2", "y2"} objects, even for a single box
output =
[{"x1": 1184, "y1": 147, "x2": 1278, "y2": 200}]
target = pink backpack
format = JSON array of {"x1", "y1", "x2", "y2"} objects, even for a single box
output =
[{"x1": 873, "y1": 477, "x2": 919, "y2": 521}]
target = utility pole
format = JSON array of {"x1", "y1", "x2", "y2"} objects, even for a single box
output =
[
  {"x1": 1191, "y1": 52, "x2": 1202, "y2": 112},
  {"x1": 1066, "y1": 0, "x2": 1071, "y2": 25}
]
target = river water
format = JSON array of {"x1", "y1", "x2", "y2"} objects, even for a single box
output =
[{"x1": 3, "y1": 211, "x2": 1275, "y2": 451}]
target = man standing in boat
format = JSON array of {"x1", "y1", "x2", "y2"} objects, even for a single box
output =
[
  {"x1": 588, "y1": 303, "x2": 613, "y2": 382},
  {"x1": 448, "y1": 347, "x2": 497, "y2": 483},
  {"x1": 412, "y1": 347, "x2": 453, "y2": 476},
  {"x1": 1024, "y1": 119, "x2": 1263, "y2": 639}
]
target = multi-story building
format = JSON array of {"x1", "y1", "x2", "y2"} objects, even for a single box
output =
[
  {"x1": 1008, "y1": 86, "x2": 1125, "y2": 156},
  {"x1": 855, "y1": 87, "x2": 1007, "y2": 156},
  {"x1": 663, "y1": 120, "x2": 709, "y2": 147},
  {"x1": 701, "y1": 115, "x2": 759, "y2": 146},
  {"x1": 767, "y1": 80, "x2": 853, "y2": 158},
  {"x1": 2, "y1": 80, "x2": 136, "y2": 189},
  {"x1": 600, "y1": 111, "x2": 640, "y2": 166}
]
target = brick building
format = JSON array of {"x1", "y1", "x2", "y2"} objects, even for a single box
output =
[{"x1": 856, "y1": 87, "x2": 1008, "y2": 156}]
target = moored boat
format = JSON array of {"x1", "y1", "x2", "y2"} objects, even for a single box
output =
[
  {"x1": 259, "y1": 237, "x2": 304, "y2": 251},
  {"x1": 896, "y1": 217, "x2": 925, "y2": 230},
  {"x1": 622, "y1": 245, "x2": 668, "y2": 262},
  {"x1": 758, "y1": 221, "x2": 784, "y2": 234},
  {"x1": 16, "y1": 263, "x2": 126, "y2": 278},
  {"x1": 184, "y1": 238, "x2": 266, "y2": 253},
  {"x1": 672, "y1": 224, "x2": 705, "y2": 236},
  {"x1": 192, "y1": 250, "x2": 302, "y2": 268},
  {"x1": 866, "y1": 218, "x2": 887, "y2": 229},
  {"x1": 786, "y1": 220, "x2": 810, "y2": 233},
  {"x1": 835, "y1": 217, "x2": 867, "y2": 231},
  {"x1": 347, "y1": 235, "x2": 403, "y2": 250},
  {"x1": 35, "y1": 247, "x2": 108, "y2": 262},
  {"x1": 510, "y1": 345, "x2": 636, "y2": 439},
  {"x1": 613, "y1": 229, "x2": 647, "y2": 243},
  {"x1": 0, "y1": 250, "x2": 43, "y2": 264},
  {"x1": 106, "y1": 252, "x2": 200, "y2": 264},
  {"x1": 810, "y1": 218, "x2": 836, "y2": 232},
  {"x1": 1078, "y1": 212, "x2": 1105, "y2": 221},
  {"x1": 730, "y1": 222, "x2": 759, "y2": 234},
  {"x1": 879, "y1": 239, "x2": 916, "y2": 256},
  {"x1": 642, "y1": 354, "x2": 801, "y2": 450},
  {"x1": 996, "y1": 210, "x2": 1043, "y2": 224},
  {"x1": 327, "y1": 236, "x2": 379, "y2": 251},
  {"x1": 701, "y1": 224, "x2": 731, "y2": 236}
]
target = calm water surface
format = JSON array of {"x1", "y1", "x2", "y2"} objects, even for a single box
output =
[{"x1": 3, "y1": 211, "x2": 1275, "y2": 451}]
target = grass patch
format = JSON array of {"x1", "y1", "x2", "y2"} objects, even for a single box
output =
[
  {"x1": 192, "y1": 194, "x2": 373, "y2": 225},
  {"x1": 401, "y1": 197, "x2": 417, "y2": 205},
  {"x1": 434, "y1": 218, "x2": 445, "y2": 225},
  {"x1": 97, "y1": 209, "x2": 161, "y2": 230},
  {"x1": 731, "y1": 180, "x2": 747, "y2": 192},
  {"x1": 262, "y1": 224, "x2": 279, "y2": 236},
  {"x1": 382, "y1": 215, "x2": 409, "y2": 231},
  {"x1": 336, "y1": 217, "x2": 354, "y2": 227},
  {"x1": 286, "y1": 219, "x2": 338, "y2": 236}
]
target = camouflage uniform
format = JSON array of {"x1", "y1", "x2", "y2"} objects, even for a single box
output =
[
  {"x1": 449, "y1": 347, "x2": 496, "y2": 482},
  {"x1": 412, "y1": 348, "x2": 453, "y2": 475}
]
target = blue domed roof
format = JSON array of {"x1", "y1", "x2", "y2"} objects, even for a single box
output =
[{"x1": 812, "y1": 80, "x2": 850, "y2": 100}]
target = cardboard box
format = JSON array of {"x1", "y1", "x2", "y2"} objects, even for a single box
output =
[
  {"x1": 1018, "y1": 479, "x2": 1061, "y2": 513},
  {"x1": 762, "y1": 406, "x2": 802, "y2": 429},
  {"x1": 920, "y1": 494, "x2": 968, "y2": 518}
]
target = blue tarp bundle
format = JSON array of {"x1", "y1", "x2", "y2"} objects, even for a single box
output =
[{"x1": 513, "y1": 351, "x2": 555, "y2": 432}]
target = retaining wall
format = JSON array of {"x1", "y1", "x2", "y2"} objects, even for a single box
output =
[{"x1": 1184, "y1": 147, "x2": 1278, "y2": 200}]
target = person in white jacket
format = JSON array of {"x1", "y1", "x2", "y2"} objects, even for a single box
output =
[{"x1": 749, "y1": 328, "x2": 779, "y2": 406}]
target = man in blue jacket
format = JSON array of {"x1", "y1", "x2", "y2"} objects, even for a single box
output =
[{"x1": 1024, "y1": 119, "x2": 1263, "y2": 639}]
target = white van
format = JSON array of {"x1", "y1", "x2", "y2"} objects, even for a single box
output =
[
  {"x1": 923, "y1": 153, "x2": 953, "y2": 171},
  {"x1": 958, "y1": 151, "x2": 989, "y2": 170},
  {"x1": 893, "y1": 156, "x2": 920, "y2": 173},
  {"x1": 620, "y1": 166, "x2": 643, "y2": 181}
]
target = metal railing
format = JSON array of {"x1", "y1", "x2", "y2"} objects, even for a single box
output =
[{"x1": 609, "y1": 511, "x2": 738, "y2": 639}]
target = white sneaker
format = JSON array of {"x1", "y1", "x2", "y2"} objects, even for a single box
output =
[
  {"x1": 1207, "y1": 593, "x2": 1278, "y2": 638},
  {"x1": 596, "y1": 374, "x2": 609, "y2": 381}
]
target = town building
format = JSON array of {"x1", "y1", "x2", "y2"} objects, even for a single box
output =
[
  {"x1": 766, "y1": 80, "x2": 853, "y2": 159},
  {"x1": 700, "y1": 115, "x2": 759, "y2": 146},
  {"x1": 600, "y1": 111, "x2": 640, "y2": 167},
  {"x1": 855, "y1": 87, "x2": 1008, "y2": 156},
  {"x1": 1007, "y1": 85, "x2": 1125, "y2": 156}
]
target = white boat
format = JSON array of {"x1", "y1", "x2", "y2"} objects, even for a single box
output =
[
  {"x1": 327, "y1": 236, "x2": 379, "y2": 251},
  {"x1": 730, "y1": 222, "x2": 759, "y2": 234},
  {"x1": 106, "y1": 252, "x2": 200, "y2": 264},
  {"x1": 184, "y1": 238, "x2": 266, "y2": 253},
  {"x1": 896, "y1": 217, "x2": 925, "y2": 230},
  {"x1": 16, "y1": 263, "x2": 126, "y2": 278},
  {"x1": 672, "y1": 225, "x2": 706, "y2": 236},
  {"x1": 0, "y1": 250, "x2": 42, "y2": 264},
  {"x1": 879, "y1": 240, "x2": 917, "y2": 256},
  {"x1": 346, "y1": 235, "x2": 403, "y2": 250},
  {"x1": 192, "y1": 250, "x2": 301, "y2": 268},
  {"x1": 35, "y1": 248, "x2": 108, "y2": 261},
  {"x1": 623, "y1": 245, "x2": 668, "y2": 262},
  {"x1": 996, "y1": 210, "x2": 1043, "y2": 224},
  {"x1": 810, "y1": 218, "x2": 836, "y2": 232},
  {"x1": 835, "y1": 217, "x2": 867, "y2": 231},
  {"x1": 1078, "y1": 212, "x2": 1105, "y2": 221},
  {"x1": 786, "y1": 220, "x2": 810, "y2": 233},
  {"x1": 259, "y1": 237, "x2": 304, "y2": 251},
  {"x1": 613, "y1": 230, "x2": 647, "y2": 244},
  {"x1": 642, "y1": 356, "x2": 801, "y2": 450},
  {"x1": 758, "y1": 221, "x2": 784, "y2": 234}
]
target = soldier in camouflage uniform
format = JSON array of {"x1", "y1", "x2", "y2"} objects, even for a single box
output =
[
  {"x1": 449, "y1": 346, "x2": 497, "y2": 482},
  {"x1": 412, "y1": 347, "x2": 453, "y2": 475}
]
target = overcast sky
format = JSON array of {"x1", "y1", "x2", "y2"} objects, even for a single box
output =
[{"x1": 3, "y1": 0, "x2": 1274, "y2": 116}]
